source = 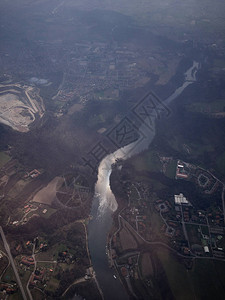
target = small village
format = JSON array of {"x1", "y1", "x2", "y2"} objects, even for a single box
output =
[
  {"x1": 0, "y1": 152, "x2": 97, "y2": 299},
  {"x1": 108, "y1": 157, "x2": 225, "y2": 296}
]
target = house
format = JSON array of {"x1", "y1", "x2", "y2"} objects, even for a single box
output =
[
  {"x1": 204, "y1": 246, "x2": 210, "y2": 253},
  {"x1": 121, "y1": 267, "x2": 129, "y2": 277}
]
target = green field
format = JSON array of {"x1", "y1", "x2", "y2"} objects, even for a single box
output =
[
  {"x1": 36, "y1": 262, "x2": 56, "y2": 271},
  {"x1": 45, "y1": 277, "x2": 60, "y2": 293},
  {"x1": 87, "y1": 113, "x2": 105, "y2": 128},
  {"x1": 157, "y1": 249, "x2": 195, "y2": 300},
  {"x1": 20, "y1": 269, "x2": 32, "y2": 294},
  {"x1": 2, "y1": 266, "x2": 16, "y2": 283},
  {"x1": 157, "y1": 248, "x2": 225, "y2": 300},
  {"x1": 186, "y1": 99, "x2": 225, "y2": 114},
  {"x1": 186, "y1": 224, "x2": 202, "y2": 246},
  {"x1": 0, "y1": 151, "x2": 11, "y2": 168},
  {"x1": 216, "y1": 151, "x2": 225, "y2": 177},
  {"x1": 149, "y1": 178, "x2": 166, "y2": 191},
  {"x1": 150, "y1": 210, "x2": 165, "y2": 240},
  {"x1": 28, "y1": 205, "x2": 57, "y2": 219},
  {"x1": 165, "y1": 159, "x2": 176, "y2": 179},
  {"x1": 201, "y1": 225, "x2": 209, "y2": 236},
  {"x1": 191, "y1": 259, "x2": 225, "y2": 300},
  {"x1": 36, "y1": 242, "x2": 72, "y2": 261},
  {"x1": 8, "y1": 292, "x2": 23, "y2": 300},
  {"x1": 130, "y1": 185, "x2": 140, "y2": 203},
  {"x1": 167, "y1": 134, "x2": 214, "y2": 158},
  {"x1": 131, "y1": 150, "x2": 161, "y2": 173},
  {"x1": 31, "y1": 288, "x2": 45, "y2": 300}
]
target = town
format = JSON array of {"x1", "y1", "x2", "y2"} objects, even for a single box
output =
[
  {"x1": 108, "y1": 157, "x2": 225, "y2": 298},
  {"x1": 50, "y1": 40, "x2": 180, "y2": 115}
]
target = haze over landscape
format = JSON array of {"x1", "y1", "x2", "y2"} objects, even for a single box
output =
[{"x1": 0, "y1": 0, "x2": 225, "y2": 299}]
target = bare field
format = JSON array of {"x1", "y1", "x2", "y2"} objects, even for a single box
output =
[
  {"x1": 7, "y1": 179, "x2": 30, "y2": 198},
  {"x1": 0, "y1": 84, "x2": 45, "y2": 132},
  {"x1": 32, "y1": 177, "x2": 64, "y2": 205},
  {"x1": 68, "y1": 103, "x2": 84, "y2": 115},
  {"x1": 140, "y1": 253, "x2": 154, "y2": 277},
  {"x1": 119, "y1": 227, "x2": 137, "y2": 251}
]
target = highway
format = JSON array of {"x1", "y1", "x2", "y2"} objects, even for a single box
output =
[
  {"x1": 0, "y1": 226, "x2": 28, "y2": 300},
  {"x1": 222, "y1": 186, "x2": 225, "y2": 225}
]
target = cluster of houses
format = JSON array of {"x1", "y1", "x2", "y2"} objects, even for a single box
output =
[
  {"x1": 30, "y1": 269, "x2": 45, "y2": 286},
  {"x1": 0, "y1": 282, "x2": 17, "y2": 295},
  {"x1": 57, "y1": 250, "x2": 74, "y2": 264},
  {"x1": 24, "y1": 169, "x2": 41, "y2": 179},
  {"x1": 21, "y1": 256, "x2": 34, "y2": 266}
]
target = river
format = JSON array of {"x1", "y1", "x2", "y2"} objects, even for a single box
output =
[{"x1": 88, "y1": 61, "x2": 200, "y2": 299}]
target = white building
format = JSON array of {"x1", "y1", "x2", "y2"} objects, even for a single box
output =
[
  {"x1": 174, "y1": 193, "x2": 191, "y2": 205},
  {"x1": 204, "y1": 246, "x2": 210, "y2": 253}
]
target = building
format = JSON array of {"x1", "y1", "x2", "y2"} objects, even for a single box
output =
[
  {"x1": 176, "y1": 161, "x2": 189, "y2": 179},
  {"x1": 121, "y1": 267, "x2": 129, "y2": 277},
  {"x1": 174, "y1": 193, "x2": 191, "y2": 206},
  {"x1": 28, "y1": 169, "x2": 41, "y2": 179},
  {"x1": 204, "y1": 246, "x2": 209, "y2": 253},
  {"x1": 21, "y1": 256, "x2": 34, "y2": 266}
]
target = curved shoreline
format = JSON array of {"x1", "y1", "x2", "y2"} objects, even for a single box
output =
[
  {"x1": 96, "y1": 61, "x2": 200, "y2": 215},
  {"x1": 88, "y1": 61, "x2": 200, "y2": 299}
]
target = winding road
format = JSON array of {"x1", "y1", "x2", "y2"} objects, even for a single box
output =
[{"x1": 0, "y1": 226, "x2": 27, "y2": 300}]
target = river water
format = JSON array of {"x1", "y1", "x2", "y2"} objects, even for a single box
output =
[{"x1": 88, "y1": 61, "x2": 200, "y2": 299}]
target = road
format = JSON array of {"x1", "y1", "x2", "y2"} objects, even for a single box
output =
[
  {"x1": 62, "y1": 277, "x2": 86, "y2": 297},
  {"x1": 222, "y1": 185, "x2": 225, "y2": 225},
  {"x1": 26, "y1": 240, "x2": 57, "y2": 300},
  {"x1": 0, "y1": 226, "x2": 28, "y2": 300},
  {"x1": 0, "y1": 249, "x2": 10, "y2": 280},
  {"x1": 120, "y1": 215, "x2": 225, "y2": 262},
  {"x1": 26, "y1": 241, "x2": 37, "y2": 300}
]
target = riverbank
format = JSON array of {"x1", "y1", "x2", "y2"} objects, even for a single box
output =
[{"x1": 88, "y1": 61, "x2": 200, "y2": 299}]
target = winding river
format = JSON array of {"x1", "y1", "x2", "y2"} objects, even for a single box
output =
[{"x1": 88, "y1": 61, "x2": 200, "y2": 299}]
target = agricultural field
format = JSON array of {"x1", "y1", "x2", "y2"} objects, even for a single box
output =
[
  {"x1": 0, "y1": 152, "x2": 11, "y2": 168},
  {"x1": 131, "y1": 150, "x2": 162, "y2": 173},
  {"x1": 32, "y1": 177, "x2": 64, "y2": 205},
  {"x1": 157, "y1": 248, "x2": 225, "y2": 300},
  {"x1": 157, "y1": 249, "x2": 195, "y2": 300}
]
